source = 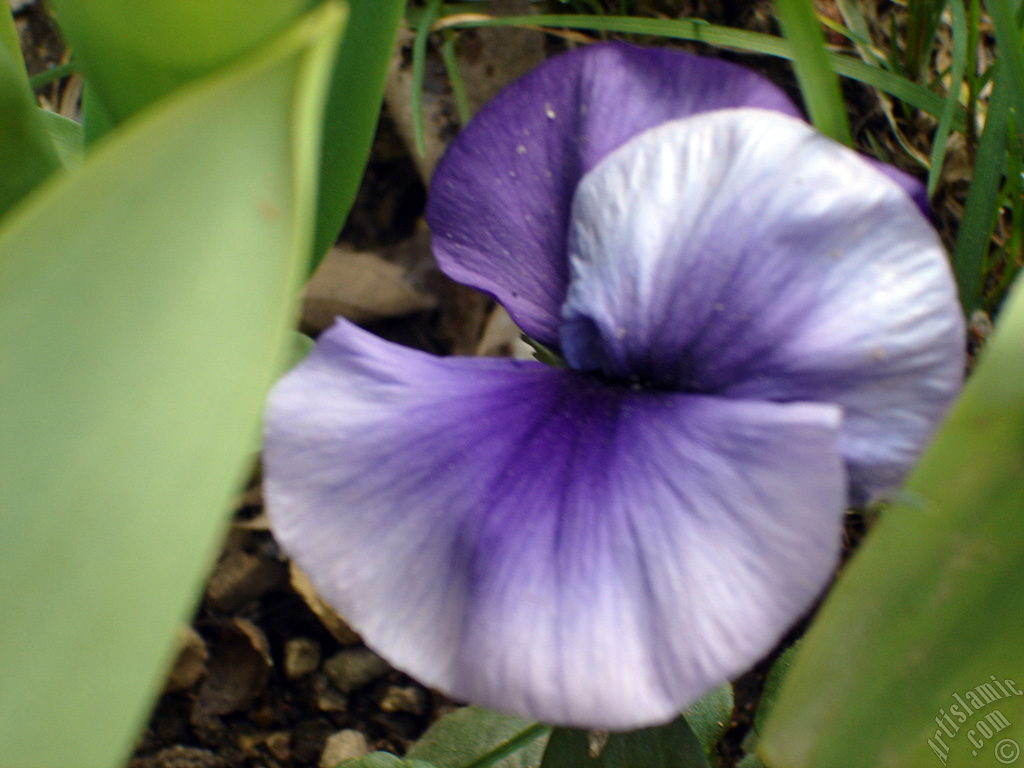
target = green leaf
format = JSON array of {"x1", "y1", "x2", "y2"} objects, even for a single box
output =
[
  {"x1": 683, "y1": 683, "x2": 734, "y2": 755},
  {"x1": 309, "y1": 0, "x2": 406, "y2": 266},
  {"x1": 759, "y1": 270, "x2": 1024, "y2": 764},
  {"x1": 39, "y1": 109, "x2": 85, "y2": 167},
  {"x1": 339, "y1": 753, "x2": 438, "y2": 768},
  {"x1": 985, "y1": 0, "x2": 1024, "y2": 148},
  {"x1": 539, "y1": 717, "x2": 710, "y2": 768},
  {"x1": 752, "y1": 645, "x2": 798, "y2": 738},
  {"x1": 736, "y1": 755, "x2": 766, "y2": 768},
  {"x1": 1, "y1": 6, "x2": 23, "y2": 74},
  {"x1": 47, "y1": 0, "x2": 317, "y2": 131},
  {"x1": 773, "y1": 0, "x2": 852, "y2": 146},
  {"x1": 408, "y1": 706, "x2": 551, "y2": 768},
  {"x1": 0, "y1": 41, "x2": 62, "y2": 218},
  {"x1": 0, "y1": 5, "x2": 345, "y2": 768},
  {"x1": 925, "y1": 0, "x2": 967, "y2": 198},
  {"x1": 952, "y1": 68, "x2": 1010, "y2": 312},
  {"x1": 411, "y1": 0, "x2": 444, "y2": 158}
]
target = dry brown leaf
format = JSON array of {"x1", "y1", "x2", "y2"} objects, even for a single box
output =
[
  {"x1": 164, "y1": 626, "x2": 209, "y2": 694},
  {"x1": 385, "y1": 1, "x2": 545, "y2": 184},
  {"x1": 302, "y1": 246, "x2": 436, "y2": 332},
  {"x1": 454, "y1": 0, "x2": 545, "y2": 114},
  {"x1": 194, "y1": 618, "x2": 272, "y2": 719},
  {"x1": 289, "y1": 563, "x2": 362, "y2": 646},
  {"x1": 476, "y1": 305, "x2": 534, "y2": 359},
  {"x1": 204, "y1": 547, "x2": 287, "y2": 612}
]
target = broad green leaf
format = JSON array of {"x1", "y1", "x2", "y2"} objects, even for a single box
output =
[
  {"x1": 759, "y1": 284, "x2": 1024, "y2": 764},
  {"x1": 340, "y1": 754, "x2": 437, "y2": 768},
  {"x1": 752, "y1": 645, "x2": 798, "y2": 738},
  {"x1": 0, "y1": 5, "x2": 345, "y2": 768},
  {"x1": 0, "y1": 42, "x2": 62, "y2": 218},
  {"x1": 1, "y1": 6, "x2": 22, "y2": 74},
  {"x1": 683, "y1": 684, "x2": 734, "y2": 755},
  {"x1": 47, "y1": 0, "x2": 317, "y2": 130},
  {"x1": 310, "y1": 0, "x2": 406, "y2": 266},
  {"x1": 540, "y1": 717, "x2": 710, "y2": 768},
  {"x1": 39, "y1": 109, "x2": 85, "y2": 167},
  {"x1": 408, "y1": 706, "x2": 551, "y2": 768},
  {"x1": 773, "y1": 0, "x2": 852, "y2": 146}
]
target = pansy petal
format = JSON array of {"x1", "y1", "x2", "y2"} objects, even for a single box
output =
[
  {"x1": 425, "y1": 42, "x2": 800, "y2": 346},
  {"x1": 561, "y1": 109, "x2": 965, "y2": 501},
  {"x1": 264, "y1": 318, "x2": 846, "y2": 729}
]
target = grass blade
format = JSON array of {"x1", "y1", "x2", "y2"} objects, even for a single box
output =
[
  {"x1": 926, "y1": 0, "x2": 968, "y2": 197},
  {"x1": 952, "y1": 70, "x2": 1010, "y2": 311},
  {"x1": 433, "y1": 14, "x2": 962, "y2": 128},
  {"x1": 412, "y1": 0, "x2": 444, "y2": 157},
  {"x1": 773, "y1": 0, "x2": 852, "y2": 145}
]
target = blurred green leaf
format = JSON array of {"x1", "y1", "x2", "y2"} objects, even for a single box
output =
[
  {"x1": 340, "y1": 754, "x2": 438, "y2": 768},
  {"x1": 40, "y1": 109, "x2": 85, "y2": 167},
  {"x1": 47, "y1": 0, "x2": 317, "y2": 133},
  {"x1": 773, "y1": 0, "x2": 852, "y2": 146},
  {"x1": 752, "y1": 645, "x2": 798, "y2": 738},
  {"x1": 540, "y1": 717, "x2": 710, "y2": 768},
  {"x1": 0, "y1": 42, "x2": 62, "y2": 218},
  {"x1": 309, "y1": 0, "x2": 406, "y2": 267},
  {"x1": 408, "y1": 706, "x2": 550, "y2": 768},
  {"x1": 683, "y1": 684, "x2": 734, "y2": 755},
  {"x1": 759, "y1": 285, "x2": 1024, "y2": 764},
  {"x1": 1, "y1": 6, "x2": 22, "y2": 73},
  {"x1": 0, "y1": 5, "x2": 345, "y2": 768}
]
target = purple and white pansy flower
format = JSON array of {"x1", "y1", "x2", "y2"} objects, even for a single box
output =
[{"x1": 264, "y1": 43, "x2": 965, "y2": 729}]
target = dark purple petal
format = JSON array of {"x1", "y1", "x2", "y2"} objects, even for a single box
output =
[
  {"x1": 561, "y1": 109, "x2": 965, "y2": 502},
  {"x1": 425, "y1": 41, "x2": 800, "y2": 346},
  {"x1": 264, "y1": 318, "x2": 846, "y2": 728}
]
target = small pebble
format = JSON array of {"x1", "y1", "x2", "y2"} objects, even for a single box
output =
[
  {"x1": 265, "y1": 732, "x2": 291, "y2": 763},
  {"x1": 378, "y1": 685, "x2": 426, "y2": 715},
  {"x1": 312, "y1": 673, "x2": 348, "y2": 713},
  {"x1": 284, "y1": 637, "x2": 321, "y2": 680},
  {"x1": 236, "y1": 734, "x2": 263, "y2": 759},
  {"x1": 319, "y1": 730, "x2": 369, "y2": 768},
  {"x1": 323, "y1": 648, "x2": 390, "y2": 694}
]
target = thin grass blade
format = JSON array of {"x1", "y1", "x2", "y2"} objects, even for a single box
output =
[
  {"x1": 952, "y1": 71, "x2": 1010, "y2": 311},
  {"x1": 926, "y1": 0, "x2": 968, "y2": 197},
  {"x1": 436, "y1": 14, "x2": 961, "y2": 128},
  {"x1": 773, "y1": 0, "x2": 852, "y2": 145}
]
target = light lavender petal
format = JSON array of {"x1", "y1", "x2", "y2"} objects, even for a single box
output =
[{"x1": 264, "y1": 319, "x2": 846, "y2": 728}]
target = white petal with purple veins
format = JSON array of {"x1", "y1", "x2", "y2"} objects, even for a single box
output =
[{"x1": 561, "y1": 109, "x2": 964, "y2": 501}]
